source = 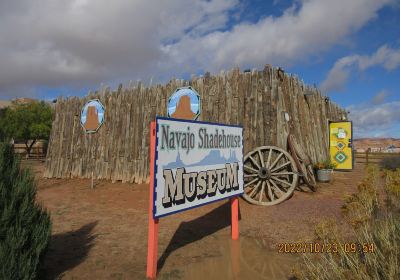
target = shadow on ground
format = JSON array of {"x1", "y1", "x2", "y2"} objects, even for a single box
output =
[
  {"x1": 158, "y1": 201, "x2": 241, "y2": 271},
  {"x1": 42, "y1": 221, "x2": 98, "y2": 279}
]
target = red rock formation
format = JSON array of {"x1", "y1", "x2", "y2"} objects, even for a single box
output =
[
  {"x1": 84, "y1": 106, "x2": 99, "y2": 131},
  {"x1": 171, "y1": 95, "x2": 196, "y2": 120}
]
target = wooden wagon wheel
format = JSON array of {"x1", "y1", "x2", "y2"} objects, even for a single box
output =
[
  {"x1": 242, "y1": 146, "x2": 298, "y2": 206},
  {"x1": 287, "y1": 134, "x2": 317, "y2": 191}
]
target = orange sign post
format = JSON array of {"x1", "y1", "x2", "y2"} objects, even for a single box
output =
[
  {"x1": 231, "y1": 197, "x2": 239, "y2": 240},
  {"x1": 146, "y1": 121, "x2": 158, "y2": 279},
  {"x1": 146, "y1": 88, "x2": 242, "y2": 278}
]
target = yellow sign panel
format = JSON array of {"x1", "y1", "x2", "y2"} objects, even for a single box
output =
[{"x1": 329, "y1": 121, "x2": 353, "y2": 170}]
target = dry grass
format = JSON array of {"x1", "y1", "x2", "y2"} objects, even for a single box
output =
[{"x1": 293, "y1": 166, "x2": 400, "y2": 280}]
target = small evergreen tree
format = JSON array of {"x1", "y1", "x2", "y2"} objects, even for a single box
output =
[{"x1": 0, "y1": 142, "x2": 51, "y2": 279}]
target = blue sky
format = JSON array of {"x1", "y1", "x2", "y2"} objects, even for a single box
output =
[{"x1": 0, "y1": 0, "x2": 399, "y2": 138}]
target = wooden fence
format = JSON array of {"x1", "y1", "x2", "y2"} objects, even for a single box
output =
[
  {"x1": 44, "y1": 65, "x2": 347, "y2": 183},
  {"x1": 355, "y1": 151, "x2": 400, "y2": 164},
  {"x1": 13, "y1": 140, "x2": 47, "y2": 156}
]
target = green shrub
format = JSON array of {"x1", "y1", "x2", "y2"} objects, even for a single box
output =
[
  {"x1": 0, "y1": 142, "x2": 51, "y2": 279},
  {"x1": 380, "y1": 156, "x2": 400, "y2": 171},
  {"x1": 314, "y1": 158, "x2": 338, "y2": 170}
]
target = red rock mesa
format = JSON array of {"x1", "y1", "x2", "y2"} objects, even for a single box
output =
[
  {"x1": 171, "y1": 95, "x2": 196, "y2": 120},
  {"x1": 84, "y1": 106, "x2": 99, "y2": 131}
]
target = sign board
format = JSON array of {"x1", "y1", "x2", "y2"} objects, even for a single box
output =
[
  {"x1": 329, "y1": 121, "x2": 353, "y2": 170},
  {"x1": 153, "y1": 117, "x2": 244, "y2": 218},
  {"x1": 80, "y1": 99, "x2": 105, "y2": 133},
  {"x1": 167, "y1": 87, "x2": 201, "y2": 120}
]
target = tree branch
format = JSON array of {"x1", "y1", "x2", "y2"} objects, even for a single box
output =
[{"x1": 25, "y1": 139, "x2": 37, "y2": 156}]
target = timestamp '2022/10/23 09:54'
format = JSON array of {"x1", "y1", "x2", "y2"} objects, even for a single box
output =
[{"x1": 277, "y1": 242, "x2": 375, "y2": 253}]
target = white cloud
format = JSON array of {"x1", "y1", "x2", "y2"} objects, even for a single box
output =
[
  {"x1": 372, "y1": 89, "x2": 389, "y2": 105},
  {"x1": 0, "y1": 0, "x2": 239, "y2": 98},
  {"x1": 0, "y1": 0, "x2": 393, "y2": 98},
  {"x1": 162, "y1": 0, "x2": 392, "y2": 74},
  {"x1": 321, "y1": 44, "x2": 400, "y2": 93},
  {"x1": 358, "y1": 45, "x2": 400, "y2": 71},
  {"x1": 349, "y1": 100, "x2": 400, "y2": 138}
]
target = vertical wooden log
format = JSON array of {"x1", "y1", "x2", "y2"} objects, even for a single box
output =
[{"x1": 45, "y1": 68, "x2": 347, "y2": 183}]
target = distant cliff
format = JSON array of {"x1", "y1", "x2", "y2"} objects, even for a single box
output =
[{"x1": 354, "y1": 138, "x2": 400, "y2": 150}]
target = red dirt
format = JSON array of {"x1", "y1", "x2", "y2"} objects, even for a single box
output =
[{"x1": 30, "y1": 161, "x2": 368, "y2": 279}]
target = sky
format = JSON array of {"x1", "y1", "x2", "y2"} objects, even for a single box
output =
[{"x1": 0, "y1": 0, "x2": 399, "y2": 138}]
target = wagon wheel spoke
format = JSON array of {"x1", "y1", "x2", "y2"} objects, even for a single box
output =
[
  {"x1": 269, "y1": 179, "x2": 285, "y2": 197},
  {"x1": 248, "y1": 155, "x2": 261, "y2": 169},
  {"x1": 244, "y1": 174, "x2": 258, "y2": 178},
  {"x1": 259, "y1": 181, "x2": 266, "y2": 202},
  {"x1": 244, "y1": 164, "x2": 258, "y2": 174},
  {"x1": 270, "y1": 153, "x2": 283, "y2": 169},
  {"x1": 270, "y1": 176, "x2": 292, "y2": 187},
  {"x1": 271, "y1": 171, "x2": 296, "y2": 176},
  {"x1": 266, "y1": 180, "x2": 274, "y2": 201},
  {"x1": 266, "y1": 148, "x2": 272, "y2": 168},
  {"x1": 271, "y1": 161, "x2": 291, "y2": 173},
  {"x1": 245, "y1": 178, "x2": 259, "y2": 188},
  {"x1": 258, "y1": 149, "x2": 265, "y2": 167},
  {"x1": 245, "y1": 183, "x2": 257, "y2": 196},
  {"x1": 249, "y1": 180, "x2": 262, "y2": 198}
]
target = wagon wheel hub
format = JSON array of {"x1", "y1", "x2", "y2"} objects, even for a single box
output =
[{"x1": 258, "y1": 167, "x2": 271, "y2": 180}]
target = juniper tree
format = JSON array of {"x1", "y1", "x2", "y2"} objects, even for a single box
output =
[{"x1": 0, "y1": 142, "x2": 51, "y2": 279}]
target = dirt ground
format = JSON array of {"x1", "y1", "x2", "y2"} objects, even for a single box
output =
[{"x1": 28, "y1": 161, "x2": 368, "y2": 279}]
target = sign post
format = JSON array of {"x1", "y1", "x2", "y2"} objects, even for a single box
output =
[
  {"x1": 146, "y1": 121, "x2": 158, "y2": 279},
  {"x1": 231, "y1": 197, "x2": 239, "y2": 240},
  {"x1": 146, "y1": 117, "x2": 243, "y2": 278}
]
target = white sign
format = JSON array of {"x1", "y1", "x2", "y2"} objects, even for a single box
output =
[{"x1": 153, "y1": 117, "x2": 244, "y2": 218}]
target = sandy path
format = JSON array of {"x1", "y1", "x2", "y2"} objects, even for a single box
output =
[{"x1": 32, "y1": 161, "x2": 366, "y2": 279}]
